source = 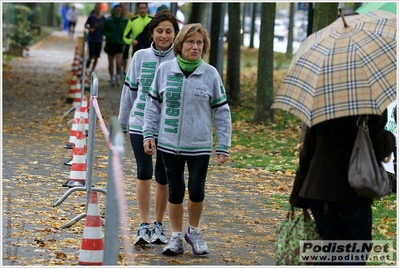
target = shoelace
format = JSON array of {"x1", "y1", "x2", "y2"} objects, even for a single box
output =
[
  {"x1": 191, "y1": 231, "x2": 205, "y2": 245},
  {"x1": 139, "y1": 226, "x2": 149, "y2": 236}
]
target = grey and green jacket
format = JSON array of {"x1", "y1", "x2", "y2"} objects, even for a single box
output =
[
  {"x1": 118, "y1": 42, "x2": 175, "y2": 135},
  {"x1": 143, "y1": 58, "x2": 232, "y2": 157}
]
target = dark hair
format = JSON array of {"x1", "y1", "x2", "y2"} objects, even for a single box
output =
[
  {"x1": 136, "y1": 3, "x2": 148, "y2": 8},
  {"x1": 147, "y1": 11, "x2": 179, "y2": 40},
  {"x1": 113, "y1": 4, "x2": 122, "y2": 11}
]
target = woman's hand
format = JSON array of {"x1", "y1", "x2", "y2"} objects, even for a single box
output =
[
  {"x1": 143, "y1": 139, "x2": 156, "y2": 155},
  {"x1": 215, "y1": 154, "x2": 228, "y2": 166}
]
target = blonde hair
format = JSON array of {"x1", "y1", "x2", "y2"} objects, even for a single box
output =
[{"x1": 173, "y1": 23, "x2": 210, "y2": 57}]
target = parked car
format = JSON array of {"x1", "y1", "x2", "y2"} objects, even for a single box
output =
[
  {"x1": 224, "y1": 16, "x2": 260, "y2": 38},
  {"x1": 274, "y1": 20, "x2": 287, "y2": 42},
  {"x1": 294, "y1": 21, "x2": 308, "y2": 42}
]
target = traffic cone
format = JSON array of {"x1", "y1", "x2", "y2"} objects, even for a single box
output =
[
  {"x1": 66, "y1": 70, "x2": 79, "y2": 103},
  {"x1": 78, "y1": 191, "x2": 104, "y2": 266},
  {"x1": 64, "y1": 117, "x2": 80, "y2": 149},
  {"x1": 71, "y1": 79, "x2": 82, "y2": 108},
  {"x1": 64, "y1": 116, "x2": 87, "y2": 166},
  {"x1": 81, "y1": 95, "x2": 89, "y2": 135},
  {"x1": 62, "y1": 118, "x2": 86, "y2": 187},
  {"x1": 84, "y1": 72, "x2": 91, "y2": 91},
  {"x1": 72, "y1": 47, "x2": 81, "y2": 71},
  {"x1": 76, "y1": 57, "x2": 83, "y2": 77}
]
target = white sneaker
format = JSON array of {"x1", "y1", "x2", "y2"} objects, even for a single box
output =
[
  {"x1": 109, "y1": 76, "x2": 115, "y2": 86},
  {"x1": 184, "y1": 226, "x2": 209, "y2": 255},
  {"x1": 150, "y1": 222, "x2": 167, "y2": 244},
  {"x1": 162, "y1": 236, "x2": 184, "y2": 255},
  {"x1": 134, "y1": 224, "x2": 151, "y2": 245}
]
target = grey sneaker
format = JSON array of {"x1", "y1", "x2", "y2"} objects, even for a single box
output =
[
  {"x1": 115, "y1": 75, "x2": 121, "y2": 87},
  {"x1": 109, "y1": 76, "x2": 115, "y2": 86},
  {"x1": 184, "y1": 227, "x2": 209, "y2": 255},
  {"x1": 134, "y1": 224, "x2": 151, "y2": 245},
  {"x1": 162, "y1": 236, "x2": 184, "y2": 255},
  {"x1": 150, "y1": 222, "x2": 167, "y2": 244}
]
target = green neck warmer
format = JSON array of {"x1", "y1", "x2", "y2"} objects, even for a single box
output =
[{"x1": 177, "y1": 54, "x2": 202, "y2": 72}]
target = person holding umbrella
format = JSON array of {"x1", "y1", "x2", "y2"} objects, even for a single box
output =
[{"x1": 272, "y1": 10, "x2": 397, "y2": 265}]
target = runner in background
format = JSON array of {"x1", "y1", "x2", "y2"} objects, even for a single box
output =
[
  {"x1": 123, "y1": 3, "x2": 153, "y2": 57},
  {"x1": 85, "y1": 3, "x2": 106, "y2": 73},
  {"x1": 66, "y1": 5, "x2": 79, "y2": 38},
  {"x1": 120, "y1": 2, "x2": 135, "y2": 77}
]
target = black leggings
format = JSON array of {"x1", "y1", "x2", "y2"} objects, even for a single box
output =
[
  {"x1": 161, "y1": 152, "x2": 210, "y2": 204},
  {"x1": 130, "y1": 134, "x2": 167, "y2": 184}
]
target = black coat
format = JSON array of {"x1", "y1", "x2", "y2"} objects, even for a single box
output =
[{"x1": 290, "y1": 111, "x2": 395, "y2": 208}]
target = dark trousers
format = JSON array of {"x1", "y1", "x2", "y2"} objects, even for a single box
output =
[
  {"x1": 161, "y1": 152, "x2": 209, "y2": 204},
  {"x1": 130, "y1": 134, "x2": 166, "y2": 184},
  {"x1": 308, "y1": 200, "x2": 372, "y2": 265}
]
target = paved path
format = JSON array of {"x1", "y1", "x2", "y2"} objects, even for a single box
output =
[{"x1": 2, "y1": 15, "x2": 292, "y2": 266}]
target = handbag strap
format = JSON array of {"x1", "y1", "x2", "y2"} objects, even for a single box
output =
[{"x1": 357, "y1": 115, "x2": 369, "y2": 129}]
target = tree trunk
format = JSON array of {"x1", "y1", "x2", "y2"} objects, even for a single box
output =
[
  {"x1": 209, "y1": 3, "x2": 224, "y2": 77},
  {"x1": 312, "y1": 3, "x2": 339, "y2": 32},
  {"x1": 249, "y1": 3, "x2": 257, "y2": 49},
  {"x1": 226, "y1": 3, "x2": 241, "y2": 106},
  {"x1": 307, "y1": 3, "x2": 314, "y2": 37},
  {"x1": 253, "y1": 2, "x2": 275, "y2": 124},
  {"x1": 299, "y1": 2, "x2": 339, "y2": 143},
  {"x1": 285, "y1": 3, "x2": 295, "y2": 56},
  {"x1": 240, "y1": 3, "x2": 246, "y2": 46},
  {"x1": 188, "y1": 3, "x2": 205, "y2": 23}
]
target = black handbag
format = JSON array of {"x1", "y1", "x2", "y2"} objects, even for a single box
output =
[{"x1": 348, "y1": 115, "x2": 390, "y2": 199}]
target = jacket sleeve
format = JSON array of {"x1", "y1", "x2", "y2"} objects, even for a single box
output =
[
  {"x1": 369, "y1": 110, "x2": 396, "y2": 161},
  {"x1": 117, "y1": 53, "x2": 139, "y2": 132},
  {"x1": 123, "y1": 20, "x2": 133, "y2": 45},
  {"x1": 101, "y1": 20, "x2": 112, "y2": 39},
  {"x1": 289, "y1": 125, "x2": 316, "y2": 208},
  {"x1": 211, "y1": 69, "x2": 232, "y2": 156},
  {"x1": 143, "y1": 68, "x2": 163, "y2": 141}
]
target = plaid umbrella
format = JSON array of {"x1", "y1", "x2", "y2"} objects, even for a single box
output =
[{"x1": 272, "y1": 10, "x2": 397, "y2": 127}]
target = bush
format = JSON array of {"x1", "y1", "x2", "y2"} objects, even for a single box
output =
[
  {"x1": 8, "y1": 20, "x2": 33, "y2": 47},
  {"x1": 14, "y1": 4, "x2": 31, "y2": 25}
]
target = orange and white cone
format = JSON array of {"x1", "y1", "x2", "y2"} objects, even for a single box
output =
[
  {"x1": 81, "y1": 95, "x2": 89, "y2": 135},
  {"x1": 64, "y1": 117, "x2": 80, "y2": 149},
  {"x1": 71, "y1": 79, "x2": 82, "y2": 108},
  {"x1": 72, "y1": 47, "x2": 81, "y2": 71},
  {"x1": 66, "y1": 71, "x2": 79, "y2": 103},
  {"x1": 84, "y1": 71, "x2": 91, "y2": 91},
  {"x1": 64, "y1": 111, "x2": 87, "y2": 165},
  {"x1": 76, "y1": 57, "x2": 83, "y2": 77},
  {"x1": 78, "y1": 191, "x2": 104, "y2": 266},
  {"x1": 62, "y1": 118, "x2": 86, "y2": 187}
]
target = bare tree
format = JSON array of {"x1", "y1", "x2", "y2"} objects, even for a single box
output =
[
  {"x1": 253, "y1": 2, "x2": 275, "y2": 124},
  {"x1": 209, "y1": 3, "x2": 224, "y2": 77},
  {"x1": 226, "y1": 3, "x2": 241, "y2": 106},
  {"x1": 188, "y1": 3, "x2": 205, "y2": 23},
  {"x1": 249, "y1": 3, "x2": 257, "y2": 49},
  {"x1": 286, "y1": 3, "x2": 295, "y2": 56}
]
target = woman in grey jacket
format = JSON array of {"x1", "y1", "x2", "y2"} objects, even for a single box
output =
[
  {"x1": 118, "y1": 11, "x2": 179, "y2": 246},
  {"x1": 143, "y1": 23, "x2": 232, "y2": 256}
]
